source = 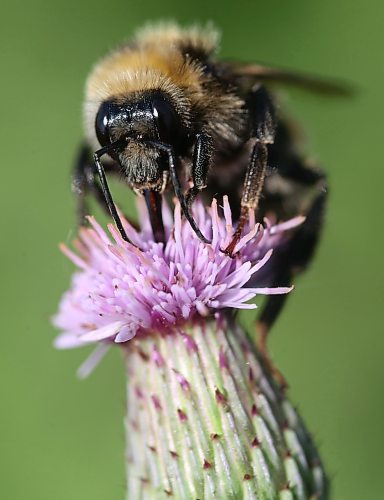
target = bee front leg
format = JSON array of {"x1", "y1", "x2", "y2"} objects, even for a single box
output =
[
  {"x1": 146, "y1": 139, "x2": 211, "y2": 243},
  {"x1": 72, "y1": 143, "x2": 110, "y2": 226},
  {"x1": 72, "y1": 142, "x2": 138, "y2": 240},
  {"x1": 185, "y1": 132, "x2": 212, "y2": 209}
]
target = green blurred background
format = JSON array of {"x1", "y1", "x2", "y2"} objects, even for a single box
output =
[{"x1": 0, "y1": 0, "x2": 382, "y2": 498}]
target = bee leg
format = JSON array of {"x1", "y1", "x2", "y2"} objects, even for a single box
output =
[
  {"x1": 93, "y1": 146, "x2": 133, "y2": 243},
  {"x1": 225, "y1": 86, "x2": 276, "y2": 255},
  {"x1": 147, "y1": 140, "x2": 211, "y2": 244},
  {"x1": 185, "y1": 133, "x2": 212, "y2": 209},
  {"x1": 72, "y1": 143, "x2": 120, "y2": 218},
  {"x1": 72, "y1": 143, "x2": 137, "y2": 243},
  {"x1": 225, "y1": 141, "x2": 268, "y2": 255},
  {"x1": 72, "y1": 144, "x2": 96, "y2": 225},
  {"x1": 258, "y1": 185, "x2": 327, "y2": 331},
  {"x1": 256, "y1": 270, "x2": 291, "y2": 390},
  {"x1": 257, "y1": 185, "x2": 327, "y2": 389}
]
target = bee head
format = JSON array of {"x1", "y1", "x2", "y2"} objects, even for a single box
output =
[
  {"x1": 95, "y1": 90, "x2": 185, "y2": 151},
  {"x1": 94, "y1": 90, "x2": 190, "y2": 190}
]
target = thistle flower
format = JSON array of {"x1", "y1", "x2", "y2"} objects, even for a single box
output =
[
  {"x1": 54, "y1": 197, "x2": 300, "y2": 352},
  {"x1": 54, "y1": 197, "x2": 327, "y2": 499}
]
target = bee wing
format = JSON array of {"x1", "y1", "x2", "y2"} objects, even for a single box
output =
[{"x1": 226, "y1": 61, "x2": 353, "y2": 97}]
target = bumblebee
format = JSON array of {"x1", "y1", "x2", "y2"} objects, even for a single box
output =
[{"x1": 73, "y1": 22, "x2": 347, "y2": 360}]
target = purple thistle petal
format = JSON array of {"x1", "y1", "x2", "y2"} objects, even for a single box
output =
[
  {"x1": 54, "y1": 332, "x2": 90, "y2": 349},
  {"x1": 53, "y1": 198, "x2": 303, "y2": 374},
  {"x1": 249, "y1": 286, "x2": 294, "y2": 295},
  {"x1": 270, "y1": 215, "x2": 306, "y2": 234},
  {"x1": 77, "y1": 343, "x2": 110, "y2": 379},
  {"x1": 59, "y1": 244, "x2": 88, "y2": 270},
  {"x1": 80, "y1": 321, "x2": 129, "y2": 342}
]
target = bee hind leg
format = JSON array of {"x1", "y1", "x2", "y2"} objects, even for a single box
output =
[{"x1": 256, "y1": 187, "x2": 328, "y2": 389}]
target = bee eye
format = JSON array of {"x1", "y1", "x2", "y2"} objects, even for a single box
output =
[
  {"x1": 95, "y1": 101, "x2": 130, "y2": 147},
  {"x1": 152, "y1": 94, "x2": 180, "y2": 144},
  {"x1": 95, "y1": 101, "x2": 112, "y2": 146}
]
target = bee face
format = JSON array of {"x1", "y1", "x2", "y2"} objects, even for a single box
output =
[{"x1": 94, "y1": 90, "x2": 189, "y2": 190}]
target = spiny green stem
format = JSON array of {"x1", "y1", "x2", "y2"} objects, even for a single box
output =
[{"x1": 124, "y1": 317, "x2": 327, "y2": 499}]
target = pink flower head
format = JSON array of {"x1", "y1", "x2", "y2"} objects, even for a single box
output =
[{"x1": 53, "y1": 197, "x2": 303, "y2": 375}]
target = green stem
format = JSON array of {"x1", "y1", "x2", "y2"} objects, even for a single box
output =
[{"x1": 124, "y1": 316, "x2": 327, "y2": 499}]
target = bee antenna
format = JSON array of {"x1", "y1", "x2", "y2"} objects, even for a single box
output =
[{"x1": 146, "y1": 140, "x2": 211, "y2": 244}]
